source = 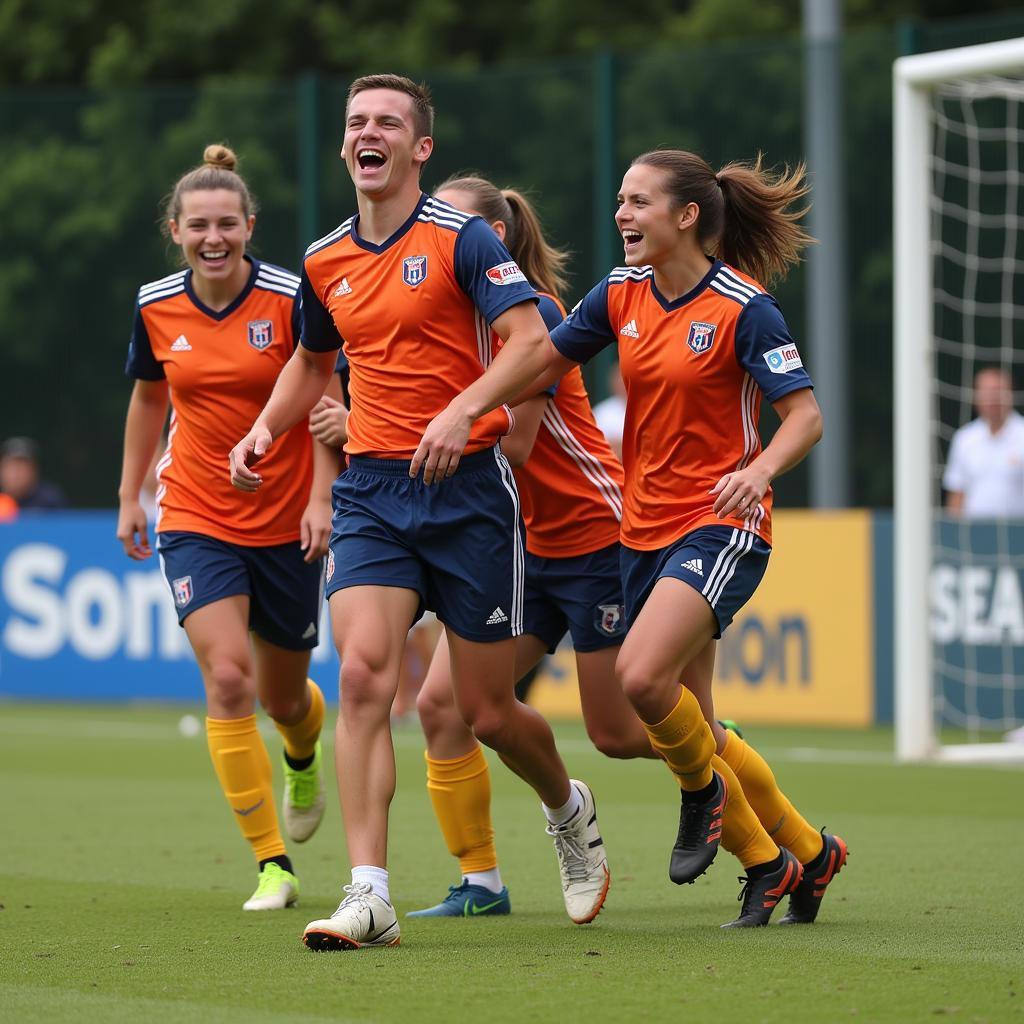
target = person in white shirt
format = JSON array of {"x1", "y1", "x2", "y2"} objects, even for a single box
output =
[
  {"x1": 943, "y1": 367, "x2": 1024, "y2": 517},
  {"x1": 590, "y1": 362, "x2": 626, "y2": 460}
]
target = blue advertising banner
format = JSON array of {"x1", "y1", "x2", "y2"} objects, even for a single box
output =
[{"x1": 0, "y1": 512, "x2": 338, "y2": 700}]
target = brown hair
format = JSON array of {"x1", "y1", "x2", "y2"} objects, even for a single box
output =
[
  {"x1": 435, "y1": 174, "x2": 570, "y2": 300},
  {"x1": 347, "y1": 74, "x2": 434, "y2": 139},
  {"x1": 632, "y1": 149, "x2": 813, "y2": 288},
  {"x1": 163, "y1": 144, "x2": 256, "y2": 229}
]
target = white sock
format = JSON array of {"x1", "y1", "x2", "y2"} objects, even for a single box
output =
[
  {"x1": 464, "y1": 868, "x2": 503, "y2": 893},
  {"x1": 542, "y1": 782, "x2": 583, "y2": 827},
  {"x1": 351, "y1": 865, "x2": 390, "y2": 904}
]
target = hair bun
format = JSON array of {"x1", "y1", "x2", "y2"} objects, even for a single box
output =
[{"x1": 203, "y1": 144, "x2": 237, "y2": 172}]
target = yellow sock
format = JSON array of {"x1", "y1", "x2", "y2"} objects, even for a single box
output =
[
  {"x1": 642, "y1": 687, "x2": 715, "y2": 790},
  {"x1": 719, "y1": 731, "x2": 823, "y2": 864},
  {"x1": 425, "y1": 745, "x2": 498, "y2": 875},
  {"x1": 206, "y1": 715, "x2": 285, "y2": 863},
  {"x1": 712, "y1": 754, "x2": 779, "y2": 869},
  {"x1": 273, "y1": 678, "x2": 325, "y2": 762}
]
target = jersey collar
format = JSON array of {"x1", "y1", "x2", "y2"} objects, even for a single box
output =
[
  {"x1": 648, "y1": 258, "x2": 720, "y2": 313},
  {"x1": 349, "y1": 194, "x2": 428, "y2": 254},
  {"x1": 183, "y1": 256, "x2": 258, "y2": 321}
]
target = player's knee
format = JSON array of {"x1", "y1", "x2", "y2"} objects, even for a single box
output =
[
  {"x1": 261, "y1": 690, "x2": 303, "y2": 724},
  {"x1": 416, "y1": 684, "x2": 457, "y2": 739},
  {"x1": 204, "y1": 658, "x2": 252, "y2": 715},
  {"x1": 466, "y1": 706, "x2": 510, "y2": 749},
  {"x1": 338, "y1": 654, "x2": 392, "y2": 715},
  {"x1": 586, "y1": 726, "x2": 638, "y2": 760},
  {"x1": 617, "y1": 661, "x2": 663, "y2": 710}
]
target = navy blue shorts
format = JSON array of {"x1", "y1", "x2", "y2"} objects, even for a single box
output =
[
  {"x1": 326, "y1": 447, "x2": 524, "y2": 643},
  {"x1": 620, "y1": 525, "x2": 771, "y2": 638},
  {"x1": 157, "y1": 531, "x2": 325, "y2": 651},
  {"x1": 523, "y1": 542, "x2": 626, "y2": 653}
]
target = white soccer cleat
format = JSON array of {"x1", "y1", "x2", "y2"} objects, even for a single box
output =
[
  {"x1": 242, "y1": 862, "x2": 299, "y2": 911},
  {"x1": 303, "y1": 883, "x2": 401, "y2": 951},
  {"x1": 546, "y1": 779, "x2": 611, "y2": 924},
  {"x1": 282, "y1": 741, "x2": 326, "y2": 843}
]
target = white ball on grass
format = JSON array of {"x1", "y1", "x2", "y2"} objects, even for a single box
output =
[{"x1": 178, "y1": 713, "x2": 202, "y2": 738}]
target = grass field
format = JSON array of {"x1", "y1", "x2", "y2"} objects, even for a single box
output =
[{"x1": 1, "y1": 702, "x2": 1022, "y2": 1023}]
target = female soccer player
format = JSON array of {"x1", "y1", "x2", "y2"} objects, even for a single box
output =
[
  {"x1": 414, "y1": 149, "x2": 847, "y2": 928},
  {"x1": 117, "y1": 145, "x2": 337, "y2": 912},
  {"x1": 406, "y1": 175, "x2": 655, "y2": 918},
  {"x1": 230, "y1": 76, "x2": 610, "y2": 951}
]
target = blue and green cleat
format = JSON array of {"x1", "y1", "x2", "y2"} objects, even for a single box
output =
[{"x1": 406, "y1": 882, "x2": 511, "y2": 918}]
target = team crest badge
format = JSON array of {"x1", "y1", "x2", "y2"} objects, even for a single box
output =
[
  {"x1": 402, "y1": 255, "x2": 428, "y2": 287},
  {"x1": 687, "y1": 321, "x2": 717, "y2": 354},
  {"x1": 172, "y1": 576, "x2": 193, "y2": 608},
  {"x1": 595, "y1": 603, "x2": 625, "y2": 637},
  {"x1": 247, "y1": 320, "x2": 274, "y2": 351}
]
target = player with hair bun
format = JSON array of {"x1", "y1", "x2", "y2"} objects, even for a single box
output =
[
  {"x1": 415, "y1": 148, "x2": 848, "y2": 928},
  {"x1": 117, "y1": 144, "x2": 338, "y2": 913}
]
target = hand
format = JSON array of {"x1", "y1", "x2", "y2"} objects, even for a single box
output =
[
  {"x1": 116, "y1": 499, "x2": 152, "y2": 560},
  {"x1": 229, "y1": 424, "x2": 273, "y2": 492},
  {"x1": 409, "y1": 403, "x2": 474, "y2": 484},
  {"x1": 309, "y1": 396, "x2": 349, "y2": 448},
  {"x1": 710, "y1": 466, "x2": 770, "y2": 521},
  {"x1": 300, "y1": 497, "x2": 332, "y2": 563}
]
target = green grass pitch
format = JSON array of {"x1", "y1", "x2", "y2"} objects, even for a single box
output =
[{"x1": 1, "y1": 702, "x2": 1021, "y2": 1023}]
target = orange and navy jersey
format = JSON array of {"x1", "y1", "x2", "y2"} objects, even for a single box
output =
[
  {"x1": 491, "y1": 293, "x2": 624, "y2": 559},
  {"x1": 300, "y1": 194, "x2": 538, "y2": 458},
  {"x1": 550, "y1": 260, "x2": 813, "y2": 551},
  {"x1": 125, "y1": 258, "x2": 313, "y2": 546}
]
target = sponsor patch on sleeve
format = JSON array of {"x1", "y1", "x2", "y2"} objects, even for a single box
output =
[
  {"x1": 486, "y1": 261, "x2": 528, "y2": 287},
  {"x1": 763, "y1": 344, "x2": 804, "y2": 374}
]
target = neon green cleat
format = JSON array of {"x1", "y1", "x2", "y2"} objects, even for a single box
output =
[
  {"x1": 243, "y1": 862, "x2": 299, "y2": 911},
  {"x1": 282, "y1": 741, "x2": 326, "y2": 843}
]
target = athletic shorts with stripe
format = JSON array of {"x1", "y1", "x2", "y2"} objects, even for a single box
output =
[
  {"x1": 523, "y1": 541, "x2": 626, "y2": 654},
  {"x1": 325, "y1": 446, "x2": 525, "y2": 643},
  {"x1": 156, "y1": 531, "x2": 325, "y2": 651},
  {"x1": 620, "y1": 525, "x2": 771, "y2": 638}
]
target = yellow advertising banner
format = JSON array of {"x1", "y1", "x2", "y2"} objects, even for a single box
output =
[{"x1": 528, "y1": 510, "x2": 875, "y2": 727}]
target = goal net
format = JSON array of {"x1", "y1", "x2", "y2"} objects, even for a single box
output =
[{"x1": 894, "y1": 38, "x2": 1024, "y2": 762}]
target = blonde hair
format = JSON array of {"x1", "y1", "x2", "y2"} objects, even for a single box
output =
[
  {"x1": 435, "y1": 174, "x2": 569, "y2": 300},
  {"x1": 163, "y1": 144, "x2": 257, "y2": 227},
  {"x1": 633, "y1": 149, "x2": 813, "y2": 287}
]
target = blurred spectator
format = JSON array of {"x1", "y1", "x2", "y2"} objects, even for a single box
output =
[
  {"x1": 591, "y1": 362, "x2": 626, "y2": 460},
  {"x1": 943, "y1": 367, "x2": 1024, "y2": 517},
  {"x1": 0, "y1": 437, "x2": 66, "y2": 511}
]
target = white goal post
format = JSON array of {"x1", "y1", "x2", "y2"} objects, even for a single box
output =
[{"x1": 894, "y1": 37, "x2": 1024, "y2": 763}]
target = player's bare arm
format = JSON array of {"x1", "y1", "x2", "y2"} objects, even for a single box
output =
[
  {"x1": 711, "y1": 387, "x2": 823, "y2": 519},
  {"x1": 116, "y1": 379, "x2": 170, "y2": 560},
  {"x1": 411, "y1": 302, "x2": 572, "y2": 483},
  {"x1": 230, "y1": 346, "x2": 337, "y2": 491}
]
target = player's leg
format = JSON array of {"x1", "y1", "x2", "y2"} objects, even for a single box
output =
[
  {"x1": 406, "y1": 628, "x2": 545, "y2": 918},
  {"x1": 159, "y1": 530, "x2": 296, "y2": 911},
  {"x1": 247, "y1": 541, "x2": 328, "y2": 845},
  {"x1": 302, "y1": 583, "x2": 417, "y2": 951},
  {"x1": 576, "y1": 646, "x2": 657, "y2": 759},
  {"x1": 447, "y1": 630, "x2": 610, "y2": 924}
]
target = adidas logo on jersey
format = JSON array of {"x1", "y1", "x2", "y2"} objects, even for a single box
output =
[
  {"x1": 486, "y1": 606, "x2": 509, "y2": 625},
  {"x1": 681, "y1": 558, "x2": 704, "y2": 577},
  {"x1": 334, "y1": 278, "x2": 353, "y2": 296},
  {"x1": 619, "y1": 319, "x2": 640, "y2": 338},
  {"x1": 170, "y1": 334, "x2": 192, "y2": 352}
]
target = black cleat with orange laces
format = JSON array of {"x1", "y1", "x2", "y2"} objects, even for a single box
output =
[
  {"x1": 778, "y1": 832, "x2": 849, "y2": 925},
  {"x1": 669, "y1": 771, "x2": 726, "y2": 885}
]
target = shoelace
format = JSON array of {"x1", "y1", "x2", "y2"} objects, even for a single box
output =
[
  {"x1": 676, "y1": 800, "x2": 708, "y2": 851},
  {"x1": 735, "y1": 875, "x2": 752, "y2": 908},
  {"x1": 442, "y1": 885, "x2": 467, "y2": 905},
  {"x1": 546, "y1": 824, "x2": 590, "y2": 883},
  {"x1": 286, "y1": 762, "x2": 318, "y2": 808},
  {"x1": 253, "y1": 863, "x2": 285, "y2": 896},
  {"x1": 331, "y1": 882, "x2": 373, "y2": 917}
]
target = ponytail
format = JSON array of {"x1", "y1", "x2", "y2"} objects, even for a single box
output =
[
  {"x1": 435, "y1": 174, "x2": 570, "y2": 301},
  {"x1": 632, "y1": 150, "x2": 812, "y2": 288}
]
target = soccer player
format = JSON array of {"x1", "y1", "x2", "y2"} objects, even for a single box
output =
[
  {"x1": 406, "y1": 176, "x2": 655, "y2": 918},
  {"x1": 228, "y1": 75, "x2": 609, "y2": 951},
  {"x1": 117, "y1": 145, "x2": 336, "y2": 912},
  {"x1": 413, "y1": 149, "x2": 848, "y2": 928}
]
